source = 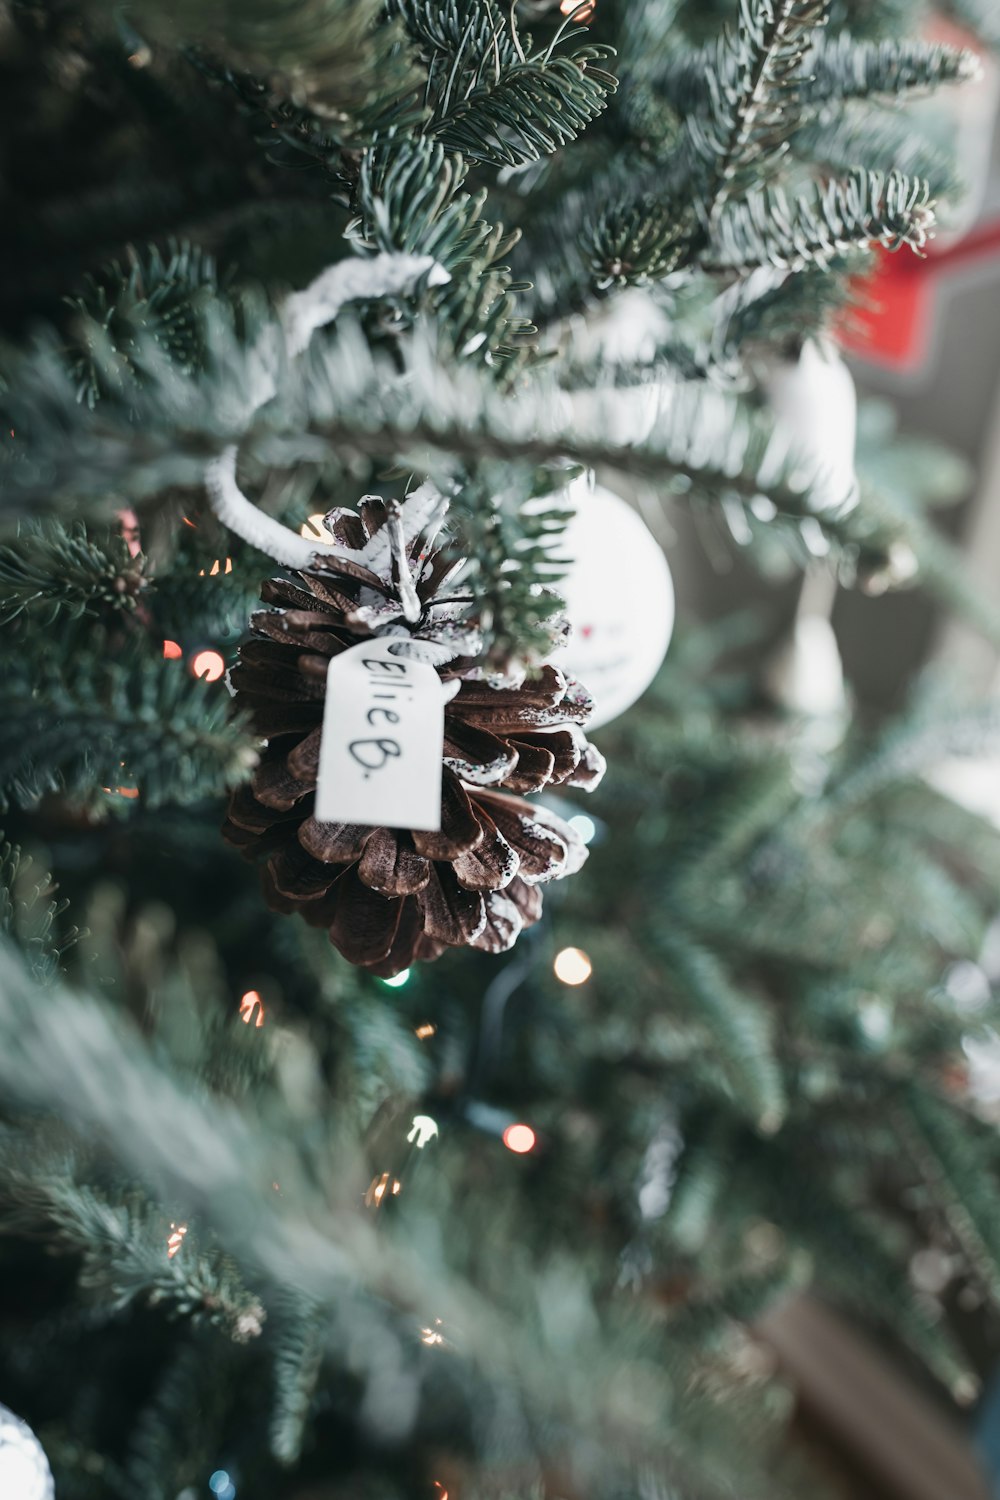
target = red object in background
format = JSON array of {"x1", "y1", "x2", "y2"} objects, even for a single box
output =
[{"x1": 840, "y1": 219, "x2": 1000, "y2": 374}]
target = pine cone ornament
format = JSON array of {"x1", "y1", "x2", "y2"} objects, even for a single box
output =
[{"x1": 223, "y1": 490, "x2": 605, "y2": 976}]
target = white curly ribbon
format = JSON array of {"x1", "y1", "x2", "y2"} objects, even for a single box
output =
[{"x1": 203, "y1": 253, "x2": 450, "y2": 567}]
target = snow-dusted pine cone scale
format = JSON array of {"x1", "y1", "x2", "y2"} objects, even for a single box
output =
[{"x1": 223, "y1": 492, "x2": 605, "y2": 976}]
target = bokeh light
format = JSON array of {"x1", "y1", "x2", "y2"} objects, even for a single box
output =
[
  {"x1": 191, "y1": 649, "x2": 225, "y2": 682},
  {"x1": 381, "y1": 969, "x2": 411, "y2": 988},
  {"x1": 299, "y1": 513, "x2": 328, "y2": 540},
  {"x1": 553, "y1": 946, "x2": 593, "y2": 985},
  {"x1": 502, "y1": 1123, "x2": 537, "y2": 1155},
  {"x1": 162, "y1": 639, "x2": 183, "y2": 660},
  {"x1": 239, "y1": 990, "x2": 265, "y2": 1028},
  {"x1": 568, "y1": 813, "x2": 597, "y2": 844}
]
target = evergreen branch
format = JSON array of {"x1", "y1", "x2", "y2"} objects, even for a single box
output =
[
  {"x1": 792, "y1": 106, "x2": 962, "y2": 200},
  {"x1": 827, "y1": 698, "x2": 1000, "y2": 815},
  {"x1": 897, "y1": 1083, "x2": 1000, "y2": 1309},
  {"x1": 1, "y1": 303, "x2": 900, "y2": 666},
  {"x1": 0, "y1": 522, "x2": 145, "y2": 627},
  {"x1": 391, "y1": 0, "x2": 616, "y2": 167},
  {"x1": 582, "y1": 192, "x2": 694, "y2": 288},
  {"x1": 0, "y1": 841, "x2": 77, "y2": 984},
  {"x1": 808, "y1": 34, "x2": 980, "y2": 103},
  {"x1": 66, "y1": 242, "x2": 223, "y2": 410},
  {"x1": 0, "y1": 1146, "x2": 265, "y2": 1341},
  {"x1": 708, "y1": 167, "x2": 935, "y2": 271},
  {"x1": 654, "y1": 930, "x2": 786, "y2": 1131},
  {"x1": 353, "y1": 135, "x2": 536, "y2": 368},
  {"x1": 0, "y1": 636, "x2": 258, "y2": 812},
  {"x1": 269, "y1": 1297, "x2": 326, "y2": 1465},
  {"x1": 695, "y1": 0, "x2": 831, "y2": 221},
  {"x1": 124, "y1": 1334, "x2": 240, "y2": 1500}
]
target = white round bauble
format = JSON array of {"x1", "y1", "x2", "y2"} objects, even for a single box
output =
[
  {"x1": 552, "y1": 477, "x2": 675, "y2": 730},
  {"x1": 0, "y1": 1404, "x2": 54, "y2": 1500}
]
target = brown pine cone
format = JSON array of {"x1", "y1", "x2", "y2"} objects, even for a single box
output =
[{"x1": 223, "y1": 494, "x2": 604, "y2": 976}]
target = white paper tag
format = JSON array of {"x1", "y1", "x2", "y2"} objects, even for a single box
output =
[{"x1": 315, "y1": 637, "x2": 446, "y2": 832}]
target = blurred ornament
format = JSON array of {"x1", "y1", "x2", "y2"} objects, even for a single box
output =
[
  {"x1": 224, "y1": 492, "x2": 604, "y2": 976},
  {"x1": 764, "y1": 595, "x2": 846, "y2": 720},
  {"x1": 552, "y1": 477, "x2": 674, "y2": 730},
  {"x1": 761, "y1": 340, "x2": 857, "y2": 722},
  {"x1": 0, "y1": 1404, "x2": 54, "y2": 1500},
  {"x1": 762, "y1": 338, "x2": 858, "y2": 516}
]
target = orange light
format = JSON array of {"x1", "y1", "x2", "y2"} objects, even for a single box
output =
[
  {"x1": 191, "y1": 649, "x2": 225, "y2": 682},
  {"x1": 167, "y1": 1223, "x2": 188, "y2": 1259},
  {"x1": 239, "y1": 990, "x2": 265, "y2": 1028},
  {"x1": 502, "y1": 1123, "x2": 537, "y2": 1155},
  {"x1": 421, "y1": 1320, "x2": 445, "y2": 1346},
  {"x1": 432, "y1": 1483, "x2": 448, "y2": 1500},
  {"x1": 553, "y1": 947, "x2": 592, "y2": 985},
  {"x1": 182, "y1": 516, "x2": 197, "y2": 529},
  {"x1": 365, "y1": 1171, "x2": 402, "y2": 1208},
  {"x1": 162, "y1": 639, "x2": 183, "y2": 660},
  {"x1": 561, "y1": 0, "x2": 595, "y2": 18},
  {"x1": 414, "y1": 1022, "x2": 436, "y2": 1040},
  {"x1": 117, "y1": 786, "x2": 140, "y2": 800}
]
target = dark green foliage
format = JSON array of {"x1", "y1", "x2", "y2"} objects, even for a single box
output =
[
  {"x1": 0, "y1": 523, "x2": 144, "y2": 627},
  {"x1": 66, "y1": 242, "x2": 224, "y2": 409},
  {"x1": 710, "y1": 166, "x2": 935, "y2": 270},
  {"x1": 0, "y1": 631, "x2": 257, "y2": 812},
  {"x1": 392, "y1": 0, "x2": 617, "y2": 166}
]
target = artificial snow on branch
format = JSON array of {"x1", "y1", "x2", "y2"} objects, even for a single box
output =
[{"x1": 204, "y1": 252, "x2": 449, "y2": 569}]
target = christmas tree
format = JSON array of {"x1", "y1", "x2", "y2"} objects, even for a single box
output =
[{"x1": 3, "y1": 1, "x2": 1000, "y2": 1496}]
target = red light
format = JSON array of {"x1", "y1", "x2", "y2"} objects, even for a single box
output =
[
  {"x1": 162, "y1": 639, "x2": 183, "y2": 660},
  {"x1": 191, "y1": 649, "x2": 225, "y2": 682},
  {"x1": 502, "y1": 1123, "x2": 537, "y2": 1155}
]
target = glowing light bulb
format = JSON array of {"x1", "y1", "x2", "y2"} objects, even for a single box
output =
[
  {"x1": 365, "y1": 1171, "x2": 401, "y2": 1207},
  {"x1": 407, "y1": 1115, "x2": 439, "y2": 1148},
  {"x1": 299, "y1": 513, "x2": 328, "y2": 540},
  {"x1": 167, "y1": 1222, "x2": 188, "y2": 1259},
  {"x1": 191, "y1": 649, "x2": 225, "y2": 682},
  {"x1": 502, "y1": 1123, "x2": 537, "y2": 1155},
  {"x1": 239, "y1": 990, "x2": 265, "y2": 1028},
  {"x1": 381, "y1": 969, "x2": 411, "y2": 988},
  {"x1": 553, "y1": 946, "x2": 592, "y2": 985},
  {"x1": 414, "y1": 1022, "x2": 436, "y2": 1040},
  {"x1": 162, "y1": 639, "x2": 183, "y2": 660}
]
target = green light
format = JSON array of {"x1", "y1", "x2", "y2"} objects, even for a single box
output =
[{"x1": 381, "y1": 969, "x2": 411, "y2": 988}]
